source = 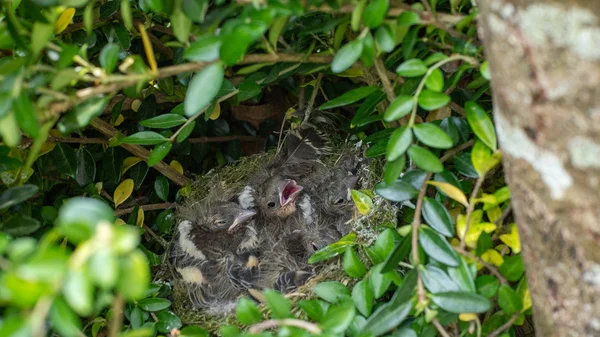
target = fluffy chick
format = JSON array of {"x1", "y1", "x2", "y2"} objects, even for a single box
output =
[{"x1": 170, "y1": 200, "x2": 258, "y2": 315}]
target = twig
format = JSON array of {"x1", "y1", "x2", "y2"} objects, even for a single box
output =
[
  {"x1": 449, "y1": 101, "x2": 466, "y2": 116},
  {"x1": 115, "y1": 202, "x2": 175, "y2": 216},
  {"x1": 432, "y1": 318, "x2": 453, "y2": 337},
  {"x1": 143, "y1": 224, "x2": 169, "y2": 249},
  {"x1": 487, "y1": 313, "x2": 519, "y2": 337},
  {"x1": 456, "y1": 247, "x2": 508, "y2": 285},
  {"x1": 304, "y1": 73, "x2": 323, "y2": 123},
  {"x1": 48, "y1": 136, "x2": 108, "y2": 144},
  {"x1": 298, "y1": 75, "x2": 306, "y2": 110},
  {"x1": 459, "y1": 175, "x2": 485, "y2": 250},
  {"x1": 108, "y1": 294, "x2": 124, "y2": 337},
  {"x1": 249, "y1": 319, "x2": 322, "y2": 334},
  {"x1": 90, "y1": 118, "x2": 191, "y2": 186},
  {"x1": 440, "y1": 139, "x2": 474, "y2": 162},
  {"x1": 187, "y1": 135, "x2": 264, "y2": 143},
  {"x1": 315, "y1": 3, "x2": 465, "y2": 25},
  {"x1": 374, "y1": 58, "x2": 395, "y2": 103},
  {"x1": 494, "y1": 203, "x2": 512, "y2": 227}
]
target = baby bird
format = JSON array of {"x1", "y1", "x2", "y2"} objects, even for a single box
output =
[{"x1": 170, "y1": 199, "x2": 259, "y2": 315}]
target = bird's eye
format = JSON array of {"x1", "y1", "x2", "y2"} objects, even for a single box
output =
[
  {"x1": 335, "y1": 198, "x2": 346, "y2": 205},
  {"x1": 267, "y1": 201, "x2": 276, "y2": 208},
  {"x1": 215, "y1": 219, "x2": 227, "y2": 226}
]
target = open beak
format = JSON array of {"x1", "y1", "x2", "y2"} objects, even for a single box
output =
[
  {"x1": 278, "y1": 179, "x2": 304, "y2": 207},
  {"x1": 227, "y1": 209, "x2": 256, "y2": 234}
]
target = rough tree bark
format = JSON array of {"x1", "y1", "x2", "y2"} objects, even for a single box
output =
[{"x1": 478, "y1": 1, "x2": 600, "y2": 336}]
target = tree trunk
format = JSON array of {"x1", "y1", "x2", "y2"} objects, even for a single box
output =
[{"x1": 477, "y1": 1, "x2": 600, "y2": 336}]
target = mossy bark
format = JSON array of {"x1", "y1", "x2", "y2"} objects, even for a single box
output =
[{"x1": 478, "y1": 1, "x2": 600, "y2": 336}]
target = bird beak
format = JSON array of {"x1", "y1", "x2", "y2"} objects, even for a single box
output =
[
  {"x1": 228, "y1": 209, "x2": 256, "y2": 234},
  {"x1": 278, "y1": 179, "x2": 303, "y2": 207}
]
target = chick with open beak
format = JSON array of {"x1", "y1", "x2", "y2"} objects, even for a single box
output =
[{"x1": 169, "y1": 200, "x2": 261, "y2": 315}]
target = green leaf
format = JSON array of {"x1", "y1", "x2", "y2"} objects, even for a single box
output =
[
  {"x1": 0, "y1": 214, "x2": 41, "y2": 236},
  {"x1": 219, "y1": 23, "x2": 267, "y2": 65},
  {"x1": 384, "y1": 155, "x2": 405, "y2": 185},
  {"x1": 170, "y1": 6, "x2": 192, "y2": 43},
  {"x1": 418, "y1": 90, "x2": 451, "y2": 111},
  {"x1": 408, "y1": 145, "x2": 444, "y2": 173},
  {"x1": 471, "y1": 139, "x2": 501, "y2": 176},
  {"x1": 182, "y1": 0, "x2": 207, "y2": 22},
  {"x1": 383, "y1": 95, "x2": 414, "y2": 122},
  {"x1": 421, "y1": 265, "x2": 461, "y2": 294},
  {"x1": 475, "y1": 275, "x2": 500, "y2": 298},
  {"x1": 352, "y1": 280, "x2": 373, "y2": 316},
  {"x1": 0, "y1": 111, "x2": 20, "y2": 147},
  {"x1": 63, "y1": 270, "x2": 93, "y2": 316},
  {"x1": 176, "y1": 121, "x2": 196, "y2": 143},
  {"x1": 431, "y1": 291, "x2": 492, "y2": 314},
  {"x1": 418, "y1": 226, "x2": 459, "y2": 267},
  {"x1": 448, "y1": 257, "x2": 476, "y2": 293},
  {"x1": 75, "y1": 147, "x2": 96, "y2": 187},
  {"x1": 480, "y1": 61, "x2": 491, "y2": 80},
  {"x1": 343, "y1": 247, "x2": 366, "y2": 278},
  {"x1": 148, "y1": 142, "x2": 173, "y2": 167},
  {"x1": 332, "y1": 39, "x2": 364, "y2": 73},
  {"x1": 264, "y1": 289, "x2": 292, "y2": 318},
  {"x1": 122, "y1": 131, "x2": 168, "y2": 145},
  {"x1": 320, "y1": 86, "x2": 379, "y2": 109},
  {"x1": 184, "y1": 62, "x2": 224, "y2": 117},
  {"x1": 130, "y1": 306, "x2": 144, "y2": 329},
  {"x1": 156, "y1": 310, "x2": 182, "y2": 333},
  {"x1": 99, "y1": 43, "x2": 120, "y2": 74},
  {"x1": 498, "y1": 285, "x2": 523, "y2": 314},
  {"x1": 375, "y1": 25, "x2": 395, "y2": 52},
  {"x1": 362, "y1": 0, "x2": 388, "y2": 28},
  {"x1": 118, "y1": 250, "x2": 150, "y2": 300},
  {"x1": 499, "y1": 255, "x2": 525, "y2": 282},
  {"x1": 413, "y1": 122, "x2": 453, "y2": 149},
  {"x1": 360, "y1": 32, "x2": 375, "y2": 67},
  {"x1": 465, "y1": 101, "x2": 497, "y2": 151},
  {"x1": 180, "y1": 326, "x2": 209, "y2": 337},
  {"x1": 236, "y1": 297, "x2": 261, "y2": 325},
  {"x1": 397, "y1": 11, "x2": 420, "y2": 25},
  {"x1": 58, "y1": 97, "x2": 110, "y2": 133},
  {"x1": 50, "y1": 297, "x2": 82, "y2": 337},
  {"x1": 424, "y1": 52, "x2": 448, "y2": 66},
  {"x1": 299, "y1": 299, "x2": 327, "y2": 322},
  {"x1": 314, "y1": 281, "x2": 350, "y2": 303},
  {"x1": 268, "y1": 16, "x2": 289, "y2": 51},
  {"x1": 374, "y1": 180, "x2": 418, "y2": 202},
  {"x1": 89, "y1": 248, "x2": 118, "y2": 289},
  {"x1": 368, "y1": 228, "x2": 396, "y2": 264},
  {"x1": 0, "y1": 185, "x2": 39, "y2": 210},
  {"x1": 396, "y1": 59, "x2": 427, "y2": 77},
  {"x1": 369, "y1": 264, "x2": 393, "y2": 298},
  {"x1": 13, "y1": 93, "x2": 39, "y2": 138},
  {"x1": 425, "y1": 68, "x2": 444, "y2": 92},
  {"x1": 57, "y1": 197, "x2": 115, "y2": 243},
  {"x1": 308, "y1": 233, "x2": 358, "y2": 263},
  {"x1": 386, "y1": 126, "x2": 413, "y2": 161},
  {"x1": 381, "y1": 235, "x2": 411, "y2": 273},
  {"x1": 140, "y1": 114, "x2": 187, "y2": 129},
  {"x1": 154, "y1": 176, "x2": 169, "y2": 202},
  {"x1": 184, "y1": 36, "x2": 221, "y2": 62},
  {"x1": 237, "y1": 78, "x2": 262, "y2": 102},
  {"x1": 31, "y1": 22, "x2": 53, "y2": 59},
  {"x1": 422, "y1": 197, "x2": 454, "y2": 237},
  {"x1": 138, "y1": 298, "x2": 172, "y2": 312},
  {"x1": 360, "y1": 298, "x2": 412, "y2": 337},
  {"x1": 366, "y1": 139, "x2": 388, "y2": 158},
  {"x1": 320, "y1": 300, "x2": 356, "y2": 334},
  {"x1": 51, "y1": 143, "x2": 77, "y2": 178},
  {"x1": 351, "y1": 189, "x2": 373, "y2": 215}
]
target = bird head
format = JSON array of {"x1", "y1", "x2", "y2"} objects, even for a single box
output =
[
  {"x1": 324, "y1": 175, "x2": 358, "y2": 215},
  {"x1": 202, "y1": 201, "x2": 257, "y2": 233},
  {"x1": 258, "y1": 176, "x2": 304, "y2": 219}
]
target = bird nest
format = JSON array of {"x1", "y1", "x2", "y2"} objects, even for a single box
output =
[{"x1": 165, "y1": 141, "x2": 399, "y2": 332}]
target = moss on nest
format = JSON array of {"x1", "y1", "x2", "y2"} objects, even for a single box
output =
[{"x1": 164, "y1": 139, "x2": 400, "y2": 332}]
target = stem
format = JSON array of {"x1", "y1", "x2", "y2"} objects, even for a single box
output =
[
  {"x1": 459, "y1": 175, "x2": 485, "y2": 250},
  {"x1": 249, "y1": 319, "x2": 322, "y2": 334},
  {"x1": 108, "y1": 294, "x2": 124, "y2": 337},
  {"x1": 432, "y1": 318, "x2": 453, "y2": 337},
  {"x1": 169, "y1": 89, "x2": 240, "y2": 142},
  {"x1": 115, "y1": 202, "x2": 175, "y2": 216},
  {"x1": 304, "y1": 73, "x2": 323, "y2": 123},
  {"x1": 408, "y1": 54, "x2": 479, "y2": 127},
  {"x1": 374, "y1": 57, "x2": 395, "y2": 103},
  {"x1": 456, "y1": 247, "x2": 508, "y2": 285},
  {"x1": 487, "y1": 313, "x2": 519, "y2": 337}
]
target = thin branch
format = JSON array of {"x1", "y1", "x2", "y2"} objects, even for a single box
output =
[
  {"x1": 90, "y1": 118, "x2": 191, "y2": 186},
  {"x1": 459, "y1": 175, "x2": 485, "y2": 250},
  {"x1": 456, "y1": 247, "x2": 508, "y2": 285},
  {"x1": 440, "y1": 139, "x2": 474, "y2": 162},
  {"x1": 374, "y1": 58, "x2": 395, "y2": 103},
  {"x1": 187, "y1": 135, "x2": 264, "y2": 143},
  {"x1": 49, "y1": 136, "x2": 108, "y2": 144},
  {"x1": 432, "y1": 318, "x2": 453, "y2": 337},
  {"x1": 448, "y1": 101, "x2": 466, "y2": 116},
  {"x1": 494, "y1": 203, "x2": 512, "y2": 227},
  {"x1": 115, "y1": 202, "x2": 175, "y2": 216},
  {"x1": 249, "y1": 319, "x2": 322, "y2": 334},
  {"x1": 487, "y1": 313, "x2": 519, "y2": 337},
  {"x1": 108, "y1": 294, "x2": 124, "y2": 337},
  {"x1": 142, "y1": 224, "x2": 169, "y2": 249},
  {"x1": 304, "y1": 73, "x2": 323, "y2": 123}
]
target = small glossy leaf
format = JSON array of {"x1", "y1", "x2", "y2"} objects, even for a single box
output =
[
  {"x1": 383, "y1": 95, "x2": 414, "y2": 122},
  {"x1": 148, "y1": 142, "x2": 173, "y2": 167},
  {"x1": 375, "y1": 25, "x2": 395, "y2": 52},
  {"x1": 320, "y1": 87, "x2": 379, "y2": 109},
  {"x1": 184, "y1": 62, "x2": 224, "y2": 117},
  {"x1": 140, "y1": 114, "x2": 187, "y2": 129},
  {"x1": 360, "y1": 31, "x2": 375, "y2": 67},
  {"x1": 480, "y1": 61, "x2": 491, "y2": 80},
  {"x1": 352, "y1": 280, "x2": 373, "y2": 316},
  {"x1": 396, "y1": 59, "x2": 427, "y2": 77},
  {"x1": 99, "y1": 43, "x2": 120, "y2": 74},
  {"x1": 499, "y1": 255, "x2": 525, "y2": 282},
  {"x1": 268, "y1": 16, "x2": 288, "y2": 51},
  {"x1": 176, "y1": 121, "x2": 196, "y2": 143},
  {"x1": 386, "y1": 126, "x2": 413, "y2": 161},
  {"x1": 56, "y1": 197, "x2": 115, "y2": 243},
  {"x1": 156, "y1": 310, "x2": 182, "y2": 333},
  {"x1": 427, "y1": 181, "x2": 468, "y2": 207},
  {"x1": 332, "y1": 39, "x2": 364, "y2": 73},
  {"x1": 425, "y1": 68, "x2": 444, "y2": 92},
  {"x1": 58, "y1": 97, "x2": 110, "y2": 133},
  {"x1": 138, "y1": 298, "x2": 172, "y2": 312},
  {"x1": 13, "y1": 94, "x2": 39, "y2": 138},
  {"x1": 369, "y1": 264, "x2": 393, "y2": 299},
  {"x1": 114, "y1": 179, "x2": 134, "y2": 208},
  {"x1": 0, "y1": 185, "x2": 39, "y2": 210},
  {"x1": 465, "y1": 101, "x2": 497, "y2": 151},
  {"x1": 118, "y1": 251, "x2": 150, "y2": 300},
  {"x1": 0, "y1": 214, "x2": 41, "y2": 236},
  {"x1": 499, "y1": 224, "x2": 521, "y2": 254},
  {"x1": 408, "y1": 145, "x2": 443, "y2": 173},
  {"x1": 374, "y1": 180, "x2": 418, "y2": 202},
  {"x1": 421, "y1": 265, "x2": 461, "y2": 293},
  {"x1": 75, "y1": 147, "x2": 96, "y2": 187},
  {"x1": 397, "y1": 11, "x2": 420, "y2": 25},
  {"x1": 384, "y1": 155, "x2": 405, "y2": 185},
  {"x1": 264, "y1": 289, "x2": 292, "y2": 318},
  {"x1": 320, "y1": 300, "x2": 356, "y2": 334},
  {"x1": 350, "y1": 190, "x2": 373, "y2": 216},
  {"x1": 219, "y1": 23, "x2": 267, "y2": 65},
  {"x1": 170, "y1": 7, "x2": 192, "y2": 43},
  {"x1": 471, "y1": 139, "x2": 502, "y2": 176},
  {"x1": 381, "y1": 234, "x2": 411, "y2": 273},
  {"x1": 431, "y1": 291, "x2": 492, "y2": 314},
  {"x1": 419, "y1": 226, "x2": 459, "y2": 267},
  {"x1": 314, "y1": 282, "x2": 350, "y2": 303},
  {"x1": 122, "y1": 131, "x2": 168, "y2": 145},
  {"x1": 308, "y1": 233, "x2": 358, "y2": 263},
  {"x1": 155, "y1": 176, "x2": 169, "y2": 202},
  {"x1": 368, "y1": 228, "x2": 396, "y2": 264},
  {"x1": 184, "y1": 35, "x2": 221, "y2": 62},
  {"x1": 343, "y1": 247, "x2": 366, "y2": 278},
  {"x1": 413, "y1": 122, "x2": 453, "y2": 149},
  {"x1": 362, "y1": 0, "x2": 388, "y2": 28},
  {"x1": 63, "y1": 270, "x2": 93, "y2": 316},
  {"x1": 422, "y1": 197, "x2": 454, "y2": 237},
  {"x1": 360, "y1": 299, "x2": 412, "y2": 337},
  {"x1": 55, "y1": 8, "x2": 76, "y2": 34},
  {"x1": 498, "y1": 285, "x2": 522, "y2": 314},
  {"x1": 448, "y1": 257, "x2": 476, "y2": 293},
  {"x1": 298, "y1": 299, "x2": 328, "y2": 322},
  {"x1": 51, "y1": 143, "x2": 77, "y2": 178},
  {"x1": 236, "y1": 297, "x2": 261, "y2": 324},
  {"x1": 50, "y1": 297, "x2": 82, "y2": 337},
  {"x1": 89, "y1": 248, "x2": 118, "y2": 289},
  {"x1": 418, "y1": 90, "x2": 451, "y2": 111}
]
